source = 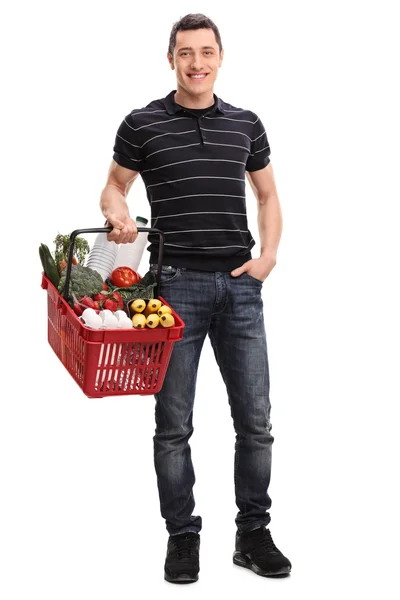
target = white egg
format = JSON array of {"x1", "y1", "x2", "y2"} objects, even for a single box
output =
[
  {"x1": 116, "y1": 318, "x2": 127, "y2": 328},
  {"x1": 118, "y1": 315, "x2": 133, "y2": 328},
  {"x1": 100, "y1": 309, "x2": 114, "y2": 321},
  {"x1": 103, "y1": 313, "x2": 119, "y2": 329},
  {"x1": 83, "y1": 313, "x2": 103, "y2": 329},
  {"x1": 82, "y1": 308, "x2": 96, "y2": 319},
  {"x1": 115, "y1": 310, "x2": 128, "y2": 321}
]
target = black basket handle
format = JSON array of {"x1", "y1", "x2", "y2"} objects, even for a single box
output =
[{"x1": 62, "y1": 227, "x2": 165, "y2": 301}]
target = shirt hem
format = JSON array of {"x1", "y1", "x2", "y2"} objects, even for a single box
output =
[{"x1": 148, "y1": 251, "x2": 252, "y2": 272}]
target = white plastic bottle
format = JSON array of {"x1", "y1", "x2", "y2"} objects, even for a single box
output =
[
  {"x1": 112, "y1": 216, "x2": 149, "y2": 272},
  {"x1": 85, "y1": 233, "x2": 119, "y2": 281}
]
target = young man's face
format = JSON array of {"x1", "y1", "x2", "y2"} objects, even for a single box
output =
[{"x1": 168, "y1": 28, "x2": 224, "y2": 97}]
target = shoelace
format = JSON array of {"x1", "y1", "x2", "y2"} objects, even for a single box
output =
[
  {"x1": 169, "y1": 534, "x2": 198, "y2": 561},
  {"x1": 252, "y1": 529, "x2": 280, "y2": 555}
]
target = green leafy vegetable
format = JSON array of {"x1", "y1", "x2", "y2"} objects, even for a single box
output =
[
  {"x1": 53, "y1": 233, "x2": 90, "y2": 265},
  {"x1": 58, "y1": 264, "x2": 104, "y2": 299},
  {"x1": 105, "y1": 269, "x2": 157, "y2": 301}
]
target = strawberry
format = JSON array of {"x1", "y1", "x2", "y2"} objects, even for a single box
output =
[
  {"x1": 103, "y1": 298, "x2": 118, "y2": 312},
  {"x1": 79, "y1": 296, "x2": 95, "y2": 309},
  {"x1": 73, "y1": 303, "x2": 83, "y2": 316},
  {"x1": 110, "y1": 291, "x2": 124, "y2": 310},
  {"x1": 94, "y1": 293, "x2": 107, "y2": 303}
]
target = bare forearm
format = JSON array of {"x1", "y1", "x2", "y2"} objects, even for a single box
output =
[
  {"x1": 100, "y1": 184, "x2": 130, "y2": 221},
  {"x1": 100, "y1": 162, "x2": 139, "y2": 243},
  {"x1": 257, "y1": 195, "x2": 283, "y2": 259}
]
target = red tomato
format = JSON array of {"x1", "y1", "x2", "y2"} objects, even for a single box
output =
[
  {"x1": 102, "y1": 282, "x2": 108, "y2": 291},
  {"x1": 111, "y1": 267, "x2": 140, "y2": 287}
]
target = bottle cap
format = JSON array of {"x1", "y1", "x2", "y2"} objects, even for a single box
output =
[{"x1": 136, "y1": 216, "x2": 148, "y2": 224}]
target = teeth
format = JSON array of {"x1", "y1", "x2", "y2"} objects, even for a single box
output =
[{"x1": 189, "y1": 74, "x2": 206, "y2": 79}]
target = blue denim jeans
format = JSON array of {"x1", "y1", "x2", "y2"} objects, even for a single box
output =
[{"x1": 150, "y1": 264, "x2": 274, "y2": 536}]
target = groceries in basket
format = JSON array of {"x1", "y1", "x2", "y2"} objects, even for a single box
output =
[
  {"x1": 59, "y1": 263, "x2": 105, "y2": 299},
  {"x1": 78, "y1": 306, "x2": 134, "y2": 330},
  {"x1": 40, "y1": 225, "x2": 184, "y2": 398},
  {"x1": 72, "y1": 295, "x2": 175, "y2": 330},
  {"x1": 54, "y1": 232, "x2": 90, "y2": 271},
  {"x1": 39, "y1": 231, "x2": 92, "y2": 289},
  {"x1": 128, "y1": 298, "x2": 175, "y2": 328},
  {"x1": 101, "y1": 269, "x2": 160, "y2": 308},
  {"x1": 39, "y1": 228, "x2": 176, "y2": 331},
  {"x1": 62, "y1": 267, "x2": 160, "y2": 326}
]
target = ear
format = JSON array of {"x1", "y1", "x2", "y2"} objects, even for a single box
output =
[
  {"x1": 167, "y1": 52, "x2": 175, "y2": 70},
  {"x1": 219, "y1": 48, "x2": 224, "y2": 67}
]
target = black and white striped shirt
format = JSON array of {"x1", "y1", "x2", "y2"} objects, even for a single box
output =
[{"x1": 113, "y1": 90, "x2": 271, "y2": 271}]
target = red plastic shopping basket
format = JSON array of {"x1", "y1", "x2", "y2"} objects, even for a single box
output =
[{"x1": 41, "y1": 226, "x2": 185, "y2": 398}]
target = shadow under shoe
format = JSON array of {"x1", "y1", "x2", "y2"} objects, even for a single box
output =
[
  {"x1": 233, "y1": 527, "x2": 291, "y2": 577},
  {"x1": 164, "y1": 532, "x2": 200, "y2": 584}
]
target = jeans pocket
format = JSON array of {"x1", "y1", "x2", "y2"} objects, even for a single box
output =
[
  {"x1": 150, "y1": 264, "x2": 183, "y2": 283},
  {"x1": 243, "y1": 272, "x2": 263, "y2": 285}
]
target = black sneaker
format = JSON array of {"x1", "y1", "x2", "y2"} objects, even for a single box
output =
[
  {"x1": 164, "y1": 532, "x2": 200, "y2": 583},
  {"x1": 233, "y1": 527, "x2": 291, "y2": 577}
]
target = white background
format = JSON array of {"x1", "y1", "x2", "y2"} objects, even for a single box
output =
[{"x1": 2, "y1": 0, "x2": 400, "y2": 598}]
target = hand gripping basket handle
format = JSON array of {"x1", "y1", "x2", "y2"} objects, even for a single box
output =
[{"x1": 62, "y1": 227, "x2": 165, "y2": 301}]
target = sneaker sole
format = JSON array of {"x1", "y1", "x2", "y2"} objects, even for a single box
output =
[
  {"x1": 164, "y1": 572, "x2": 199, "y2": 584},
  {"x1": 233, "y1": 551, "x2": 291, "y2": 577}
]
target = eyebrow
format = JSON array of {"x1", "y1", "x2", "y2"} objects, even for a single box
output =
[{"x1": 177, "y1": 46, "x2": 216, "y2": 51}]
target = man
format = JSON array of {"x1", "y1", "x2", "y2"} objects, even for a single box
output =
[{"x1": 100, "y1": 13, "x2": 291, "y2": 584}]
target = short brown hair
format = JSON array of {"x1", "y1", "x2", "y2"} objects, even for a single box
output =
[{"x1": 168, "y1": 13, "x2": 223, "y2": 56}]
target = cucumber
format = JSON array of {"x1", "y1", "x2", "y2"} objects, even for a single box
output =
[{"x1": 39, "y1": 243, "x2": 60, "y2": 288}]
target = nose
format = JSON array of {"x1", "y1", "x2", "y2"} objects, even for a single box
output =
[{"x1": 190, "y1": 53, "x2": 203, "y2": 71}]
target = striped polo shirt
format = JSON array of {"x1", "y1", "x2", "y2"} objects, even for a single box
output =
[{"x1": 113, "y1": 89, "x2": 271, "y2": 271}]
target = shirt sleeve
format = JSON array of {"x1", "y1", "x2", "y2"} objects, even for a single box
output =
[
  {"x1": 246, "y1": 114, "x2": 271, "y2": 172},
  {"x1": 113, "y1": 113, "x2": 144, "y2": 172}
]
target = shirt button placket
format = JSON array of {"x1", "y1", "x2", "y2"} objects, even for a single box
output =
[
  {"x1": 201, "y1": 116, "x2": 207, "y2": 141},
  {"x1": 197, "y1": 117, "x2": 205, "y2": 145}
]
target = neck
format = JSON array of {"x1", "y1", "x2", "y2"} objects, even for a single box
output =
[{"x1": 174, "y1": 87, "x2": 215, "y2": 110}]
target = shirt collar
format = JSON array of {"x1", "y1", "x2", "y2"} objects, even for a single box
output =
[{"x1": 163, "y1": 90, "x2": 226, "y2": 115}]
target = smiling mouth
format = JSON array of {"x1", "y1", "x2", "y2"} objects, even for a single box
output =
[{"x1": 187, "y1": 73, "x2": 209, "y2": 80}]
